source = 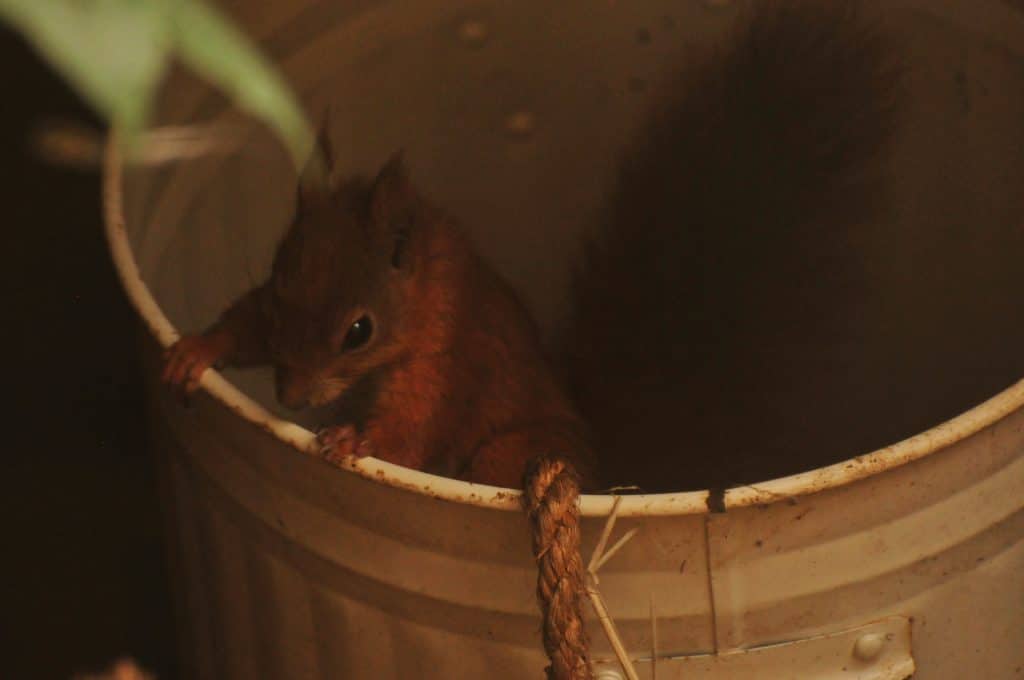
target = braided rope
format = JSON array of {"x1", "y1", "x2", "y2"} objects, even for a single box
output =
[{"x1": 523, "y1": 455, "x2": 593, "y2": 680}]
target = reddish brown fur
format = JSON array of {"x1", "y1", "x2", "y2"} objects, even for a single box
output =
[
  {"x1": 164, "y1": 154, "x2": 595, "y2": 489},
  {"x1": 364, "y1": 221, "x2": 593, "y2": 484}
]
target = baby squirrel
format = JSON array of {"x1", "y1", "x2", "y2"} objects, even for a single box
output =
[{"x1": 163, "y1": 150, "x2": 595, "y2": 489}]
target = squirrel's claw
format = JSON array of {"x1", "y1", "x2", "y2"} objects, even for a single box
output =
[
  {"x1": 317, "y1": 424, "x2": 374, "y2": 465},
  {"x1": 162, "y1": 334, "x2": 227, "y2": 404}
]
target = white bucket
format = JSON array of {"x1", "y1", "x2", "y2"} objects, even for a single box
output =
[{"x1": 104, "y1": 0, "x2": 1024, "y2": 677}]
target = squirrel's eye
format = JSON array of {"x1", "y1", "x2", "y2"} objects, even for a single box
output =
[{"x1": 341, "y1": 315, "x2": 373, "y2": 351}]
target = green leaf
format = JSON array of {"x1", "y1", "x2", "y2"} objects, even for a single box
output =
[
  {"x1": 171, "y1": 0, "x2": 314, "y2": 170},
  {"x1": 0, "y1": 0, "x2": 315, "y2": 169}
]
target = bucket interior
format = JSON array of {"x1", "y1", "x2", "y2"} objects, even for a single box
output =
[{"x1": 119, "y1": 0, "x2": 1024, "y2": 492}]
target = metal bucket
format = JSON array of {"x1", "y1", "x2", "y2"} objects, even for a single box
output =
[{"x1": 104, "y1": 0, "x2": 1024, "y2": 677}]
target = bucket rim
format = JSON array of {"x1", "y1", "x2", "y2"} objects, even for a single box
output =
[{"x1": 102, "y1": 138, "x2": 1024, "y2": 518}]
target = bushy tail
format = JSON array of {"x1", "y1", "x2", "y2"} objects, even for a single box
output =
[{"x1": 564, "y1": 0, "x2": 903, "y2": 491}]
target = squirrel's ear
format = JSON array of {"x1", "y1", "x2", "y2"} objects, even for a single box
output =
[
  {"x1": 369, "y1": 151, "x2": 412, "y2": 217},
  {"x1": 369, "y1": 151, "x2": 416, "y2": 270},
  {"x1": 296, "y1": 118, "x2": 334, "y2": 213}
]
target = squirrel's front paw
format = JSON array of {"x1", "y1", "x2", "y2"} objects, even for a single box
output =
[
  {"x1": 317, "y1": 425, "x2": 374, "y2": 465},
  {"x1": 162, "y1": 334, "x2": 229, "y2": 397}
]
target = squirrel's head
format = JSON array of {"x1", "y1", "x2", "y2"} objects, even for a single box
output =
[{"x1": 266, "y1": 142, "x2": 427, "y2": 410}]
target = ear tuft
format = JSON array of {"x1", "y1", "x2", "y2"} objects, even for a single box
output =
[
  {"x1": 369, "y1": 151, "x2": 417, "y2": 270},
  {"x1": 369, "y1": 150, "x2": 416, "y2": 224},
  {"x1": 297, "y1": 115, "x2": 335, "y2": 207},
  {"x1": 370, "y1": 150, "x2": 411, "y2": 211}
]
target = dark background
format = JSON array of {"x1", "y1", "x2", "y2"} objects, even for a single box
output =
[{"x1": 1, "y1": 26, "x2": 177, "y2": 680}]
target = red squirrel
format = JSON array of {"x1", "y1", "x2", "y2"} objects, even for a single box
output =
[
  {"x1": 562, "y1": 0, "x2": 903, "y2": 493},
  {"x1": 163, "y1": 150, "x2": 596, "y2": 489},
  {"x1": 163, "y1": 1, "x2": 899, "y2": 499}
]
